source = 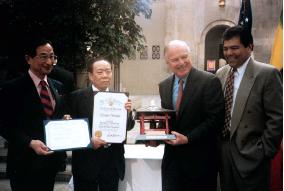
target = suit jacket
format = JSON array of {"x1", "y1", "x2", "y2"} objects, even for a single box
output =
[
  {"x1": 216, "y1": 58, "x2": 283, "y2": 178},
  {"x1": 0, "y1": 74, "x2": 66, "y2": 177},
  {"x1": 159, "y1": 67, "x2": 224, "y2": 178},
  {"x1": 67, "y1": 87, "x2": 134, "y2": 181}
]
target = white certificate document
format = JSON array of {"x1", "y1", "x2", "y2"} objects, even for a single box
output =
[
  {"x1": 44, "y1": 119, "x2": 91, "y2": 151},
  {"x1": 92, "y1": 92, "x2": 128, "y2": 143}
]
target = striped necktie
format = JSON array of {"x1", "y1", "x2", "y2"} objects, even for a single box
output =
[
  {"x1": 222, "y1": 67, "x2": 235, "y2": 139},
  {"x1": 39, "y1": 80, "x2": 54, "y2": 118}
]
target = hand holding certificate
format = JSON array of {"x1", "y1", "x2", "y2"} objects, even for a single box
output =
[
  {"x1": 92, "y1": 92, "x2": 128, "y2": 143},
  {"x1": 44, "y1": 119, "x2": 91, "y2": 151}
]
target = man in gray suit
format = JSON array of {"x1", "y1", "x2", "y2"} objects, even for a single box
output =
[{"x1": 216, "y1": 26, "x2": 282, "y2": 191}]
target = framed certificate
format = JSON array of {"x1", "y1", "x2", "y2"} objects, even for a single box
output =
[
  {"x1": 44, "y1": 118, "x2": 91, "y2": 151},
  {"x1": 92, "y1": 92, "x2": 128, "y2": 143}
]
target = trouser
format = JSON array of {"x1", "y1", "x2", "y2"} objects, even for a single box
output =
[
  {"x1": 73, "y1": 169, "x2": 119, "y2": 191},
  {"x1": 162, "y1": 159, "x2": 217, "y2": 191},
  {"x1": 219, "y1": 140, "x2": 271, "y2": 191},
  {"x1": 9, "y1": 169, "x2": 57, "y2": 191}
]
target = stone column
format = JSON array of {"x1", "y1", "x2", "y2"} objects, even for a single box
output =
[{"x1": 164, "y1": 0, "x2": 178, "y2": 45}]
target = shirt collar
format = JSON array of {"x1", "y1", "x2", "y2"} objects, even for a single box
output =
[
  {"x1": 174, "y1": 73, "x2": 188, "y2": 84},
  {"x1": 91, "y1": 84, "x2": 109, "y2": 92},
  {"x1": 28, "y1": 69, "x2": 48, "y2": 87},
  {"x1": 235, "y1": 56, "x2": 250, "y2": 76}
]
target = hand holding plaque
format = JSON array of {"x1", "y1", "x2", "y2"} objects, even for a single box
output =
[{"x1": 92, "y1": 92, "x2": 128, "y2": 143}]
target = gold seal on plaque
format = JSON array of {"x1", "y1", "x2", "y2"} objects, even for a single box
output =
[{"x1": 95, "y1": 130, "x2": 102, "y2": 138}]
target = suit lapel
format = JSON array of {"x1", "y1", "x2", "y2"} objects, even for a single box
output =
[
  {"x1": 25, "y1": 75, "x2": 46, "y2": 116},
  {"x1": 169, "y1": 77, "x2": 174, "y2": 109},
  {"x1": 163, "y1": 76, "x2": 175, "y2": 110},
  {"x1": 230, "y1": 59, "x2": 256, "y2": 138},
  {"x1": 48, "y1": 78, "x2": 61, "y2": 116},
  {"x1": 85, "y1": 86, "x2": 94, "y2": 113},
  {"x1": 85, "y1": 87, "x2": 95, "y2": 126},
  {"x1": 219, "y1": 66, "x2": 231, "y2": 91},
  {"x1": 178, "y1": 68, "x2": 195, "y2": 116}
]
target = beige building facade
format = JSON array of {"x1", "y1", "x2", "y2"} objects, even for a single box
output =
[{"x1": 120, "y1": 0, "x2": 282, "y2": 97}]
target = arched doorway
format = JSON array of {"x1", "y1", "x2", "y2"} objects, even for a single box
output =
[{"x1": 204, "y1": 25, "x2": 229, "y2": 73}]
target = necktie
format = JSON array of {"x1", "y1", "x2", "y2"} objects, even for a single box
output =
[
  {"x1": 222, "y1": 68, "x2": 235, "y2": 138},
  {"x1": 175, "y1": 79, "x2": 184, "y2": 116},
  {"x1": 40, "y1": 80, "x2": 54, "y2": 118}
]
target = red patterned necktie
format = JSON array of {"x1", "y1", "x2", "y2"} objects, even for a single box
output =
[
  {"x1": 39, "y1": 80, "x2": 54, "y2": 118},
  {"x1": 176, "y1": 79, "x2": 184, "y2": 116},
  {"x1": 222, "y1": 68, "x2": 235, "y2": 138}
]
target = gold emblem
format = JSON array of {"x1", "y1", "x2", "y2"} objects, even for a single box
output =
[{"x1": 95, "y1": 130, "x2": 102, "y2": 138}]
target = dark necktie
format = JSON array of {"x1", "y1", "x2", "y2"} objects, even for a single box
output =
[
  {"x1": 40, "y1": 80, "x2": 54, "y2": 118},
  {"x1": 176, "y1": 79, "x2": 184, "y2": 116},
  {"x1": 222, "y1": 68, "x2": 235, "y2": 138}
]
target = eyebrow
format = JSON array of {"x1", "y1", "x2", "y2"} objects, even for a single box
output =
[
  {"x1": 38, "y1": 53, "x2": 55, "y2": 55},
  {"x1": 223, "y1": 45, "x2": 240, "y2": 49}
]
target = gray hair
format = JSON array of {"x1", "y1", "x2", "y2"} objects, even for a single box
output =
[{"x1": 164, "y1": 40, "x2": 191, "y2": 58}]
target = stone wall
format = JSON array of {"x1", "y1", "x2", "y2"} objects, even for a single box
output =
[{"x1": 120, "y1": 0, "x2": 283, "y2": 96}]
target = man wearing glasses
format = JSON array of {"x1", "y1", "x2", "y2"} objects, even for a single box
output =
[{"x1": 0, "y1": 37, "x2": 66, "y2": 191}]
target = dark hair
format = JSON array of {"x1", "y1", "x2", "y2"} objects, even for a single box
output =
[
  {"x1": 87, "y1": 57, "x2": 111, "y2": 73},
  {"x1": 24, "y1": 36, "x2": 53, "y2": 58},
  {"x1": 222, "y1": 25, "x2": 253, "y2": 49}
]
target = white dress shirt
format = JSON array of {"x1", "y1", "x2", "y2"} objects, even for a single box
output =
[{"x1": 231, "y1": 57, "x2": 250, "y2": 114}]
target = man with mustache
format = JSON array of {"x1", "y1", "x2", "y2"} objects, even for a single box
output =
[
  {"x1": 216, "y1": 26, "x2": 282, "y2": 191},
  {"x1": 157, "y1": 40, "x2": 224, "y2": 191}
]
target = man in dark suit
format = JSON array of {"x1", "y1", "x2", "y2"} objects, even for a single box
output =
[
  {"x1": 158, "y1": 40, "x2": 224, "y2": 191},
  {"x1": 216, "y1": 26, "x2": 283, "y2": 191},
  {"x1": 0, "y1": 38, "x2": 66, "y2": 191},
  {"x1": 67, "y1": 59, "x2": 134, "y2": 191}
]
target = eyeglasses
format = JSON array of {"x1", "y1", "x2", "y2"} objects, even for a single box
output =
[{"x1": 35, "y1": 54, "x2": 58, "y2": 64}]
